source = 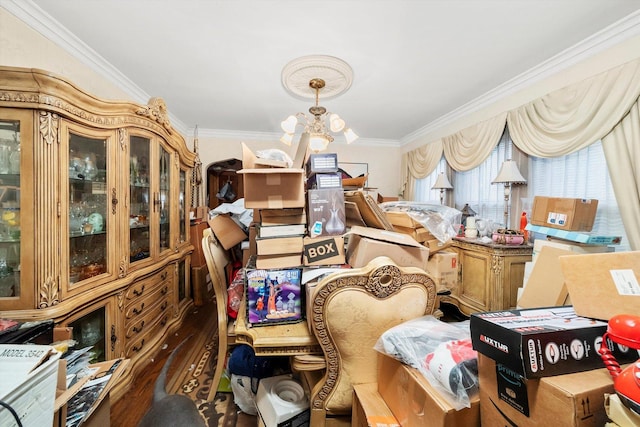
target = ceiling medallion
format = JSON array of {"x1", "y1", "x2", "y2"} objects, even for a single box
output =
[{"x1": 281, "y1": 55, "x2": 354, "y2": 101}]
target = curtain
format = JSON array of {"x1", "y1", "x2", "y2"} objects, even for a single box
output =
[
  {"x1": 404, "y1": 139, "x2": 443, "y2": 200},
  {"x1": 508, "y1": 58, "x2": 640, "y2": 157},
  {"x1": 443, "y1": 113, "x2": 507, "y2": 171},
  {"x1": 602, "y1": 97, "x2": 640, "y2": 250}
]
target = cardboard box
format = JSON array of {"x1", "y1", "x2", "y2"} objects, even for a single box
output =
[
  {"x1": 517, "y1": 246, "x2": 574, "y2": 309},
  {"x1": 238, "y1": 142, "x2": 306, "y2": 209},
  {"x1": 260, "y1": 208, "x2": 306, "y2": 225},
  {"x1": 256, "y1": 235, "x2": 304, "y2": 256},
  {"x1": 255, "y1": 253, "x2": 302, "y2": 269},
  {"x1": 560, "y1": 251, "x2": 640, "y2": 321},
  {"x1": 530, "y1": 196, "x2": 598, "y2": 231},
  {"x1": 303, "y1": 236, "x2": 345, "y2": 266},
  {"x1": 307, "y1": 188, "x2": 346, "y2": 238},
  {"x1": 352, "y1": 383, "x2": 400, "y2": 427},
  {"x1": 245, "y1": 262, "x2": 303, "y2": 326},
  {"x1": 423, "y1": 237, "x2": 452, "y2": 255},
  {"x1": 385, "y1": 211, "x2": 422, "y2": 228},
  {"x1": 208, "y1": 214, "x2": 248, "y2": 250},
  {"x1": 346, "y1": 226, "x2": 429, "y2": 270},
  {"x1": 427, "y1": 251, "x2": 458, "y2": 292},
  {"x1": 478, "y1": 354, "x2": 615, "y2": 426},
  {"x1": 470, "y1": 306, "x2": 637, "y2": 378},
  {"x1": 393, "y1": 225, "x2": 433, "y2": 243},
  {"x1": 377, "y1": 353, "x2": 480, "y2": 427}
]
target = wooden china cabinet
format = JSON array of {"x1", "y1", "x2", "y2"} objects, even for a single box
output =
[{"x1": 0, "y1": 67, "x2": 196, "y2": 400}]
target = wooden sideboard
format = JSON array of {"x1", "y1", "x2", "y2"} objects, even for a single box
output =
[{"x1": 440, "y1": 237, "x2": 532, "y2": 316}]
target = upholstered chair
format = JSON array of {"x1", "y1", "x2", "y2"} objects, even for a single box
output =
[
  {"x1": 201, "y1": 227, "x2": 234, "y2": 401},
  {"x1": 301, "y1": 256, "x2": 437, "y2": 425}
]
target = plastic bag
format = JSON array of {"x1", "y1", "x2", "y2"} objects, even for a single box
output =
[
  {"x1": 378, "y1": 201, "x2": 462, "y2": 243},
  {"x1": 255, "y1": 148, "x2": 293, "y2": 168},
  {"x1": 227, "y1": 263, "x2": 244, "y2": 319},
  {"x1": 374, "y1": 315, "x2": 478, "y2": 409},
  {"x1": 216, "y1": 180, "x2": 236, "y2": 202},
  {"x1": 230, "y1": 374, "x2": 257, "y2": 415}
]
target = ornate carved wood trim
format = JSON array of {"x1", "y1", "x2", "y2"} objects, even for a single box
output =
[{"x1": 136, "y1": 97, "x2": 172, "y2": 133}]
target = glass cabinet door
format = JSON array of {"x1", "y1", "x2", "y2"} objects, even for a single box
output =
[
  {"x1": 158, "y1": 146, "x2": 171, "y2": 253},
  {"x1": 68, "y1": 132, "x2": 109, "y2": 286},
  {"x1": 0, "y1": 110, "x2": 30, "y2": 308},
  {"x1": 129, "y1": 136, "x2": 151, "y2": 264},
  {"x1": 179, "y1": 169, "x2": 187, "y2": 245}
]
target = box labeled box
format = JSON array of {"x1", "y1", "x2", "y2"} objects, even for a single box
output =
[
  {"x1": 307, "y1": 188, "x2": 346, "y2": 237},
  {"x1": 238, "y1": 142, "x2": 307, "y2": 209},
  {"x1": 478, "y1": 354, "x2": 616, "y2": 426},
  {"x1": 346, "y1": 226, "x2": 429, "y2": 270},
  {"x1": 377, "y1": 353, "x2": 480, "y2": 427},
  {"x1": 245, "y1": 261, "x2": 303, "y2": 326},
  {"x1": 303, "y1": 235, "x2": 345, "y2": 266},
  {"x1": 530, "y1": 196, "x2": 598, "y2": 231},
  {"x1": 470, "y1": 306, "x2": 637, "y2": 378}
]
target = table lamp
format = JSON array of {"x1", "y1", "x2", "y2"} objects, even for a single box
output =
[
  {"x1": 492, "y1": 160, "x2": 526, "y2": 228},
  {"x1": 432, "y1": 173, "x2": 453, "y2": 205}
]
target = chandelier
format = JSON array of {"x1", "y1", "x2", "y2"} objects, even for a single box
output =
[{"x1": 280, "y1": 55, "x2": 359, "y2": 152}]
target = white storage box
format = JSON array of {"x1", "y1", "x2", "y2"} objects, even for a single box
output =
[{"x1": 0, "y1": 345, "x2": 61, "y2": 427}]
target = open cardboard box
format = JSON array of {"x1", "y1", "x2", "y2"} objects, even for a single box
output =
[
  {"x1": 238, "y1": 141, "x2": 307, "y2": 209},
  {"x1": 345, "y1": 225, "x2": 429, "y2": 270},
  {"x1": 559, "y1": 251, "x2": 640, "y2": 321}
]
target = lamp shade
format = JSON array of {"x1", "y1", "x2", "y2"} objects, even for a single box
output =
[
  {"x1": 432, "y1": 172, "x2": 453, "y2": 190},
  {"x1": 344, "y1": 128, "x2": 358, "y2": 144},
  {"x1": 492, "y1": 160, "x2": 526, "y2": 184}
]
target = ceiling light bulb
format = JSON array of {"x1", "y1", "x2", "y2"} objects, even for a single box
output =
[
  {"x1": 281, "y1": 115, "x2": 298, "y2": 133},
  {"x1": 344, "y1": 128, "x2": 358, "y2": 144},
  {"x1": 280, "y1": 132, "x2": 293, "y2": 146},
  {"x1": 329, "y1": 114, "x2": 345, "y2": 132}
]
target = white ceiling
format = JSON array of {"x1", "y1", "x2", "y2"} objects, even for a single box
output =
[{"x1": 8, "y1": 0, "x2": 640, "y2": 145}]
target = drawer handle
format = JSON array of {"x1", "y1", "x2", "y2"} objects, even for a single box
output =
[
  {"x1": 161, "y1": 286, "x2": 168, "y2": 295},
  {"x1": 160, "y1": 315, "x2": 168, "y2": 326},
  {"x1": 132, "y1": 302, "x2": 145, "y2": 315},
  {"x1": 161, "y1": 301, "x2": 168, "y2": 310},
  {"x1": 133, "y1": 285, "x2": 145, "y2": 296},
  {"x1": 132, "y1": 339, "x2": 145, "y2": 353},
  {"x1": 133, "y1": 321, "x2": 145, "y2": 333},
  {"x1": 161, "y1": 271, "x2": 168, "y2": 280}
]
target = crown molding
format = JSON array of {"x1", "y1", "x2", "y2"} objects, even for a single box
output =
[
  {"x1": 195, "y1": 128, "x2": 400, "y2": 147},
  {"x1": 1, "y1": 0, "x2": 190, "y2": 134},
  {"x1": 400, "y1": 10, "x2": 640, "y2": 146}
]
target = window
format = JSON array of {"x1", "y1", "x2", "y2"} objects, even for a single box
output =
[
  {"x1": 529, "y1": 140, "x2": 629, "y2": 251},
  {"x1": 414, "y1": 134, "x2": 629, "y2": 251}
]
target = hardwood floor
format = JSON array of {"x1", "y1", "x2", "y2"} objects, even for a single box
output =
[
  {"x1": 110, "y1": 303, "x2": 208, "y2": 426},
  {"x1": 110, "y1": 299, "x2": 257, "y2": 426}
]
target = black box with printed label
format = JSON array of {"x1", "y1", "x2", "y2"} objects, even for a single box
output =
[{"x1": 470, "y1": 306, "x2": 638, "y2": 379}]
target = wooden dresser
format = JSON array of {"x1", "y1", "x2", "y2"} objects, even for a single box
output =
[{"x1": 441, "y1": 237, "x2": 532, "y2": 316}]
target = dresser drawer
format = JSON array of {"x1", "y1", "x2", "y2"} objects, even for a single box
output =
[
  {"x1": 125, "y1": 282, "x2": 171, "y2": 321},
  {"x1": 125, "y1": 266, "x2": 172, "y2": 302},
  {"x1": 125, "y1": 306, "x2": 172, "y2": 358},
  {"x1": 125, "y1": 294, "x2": 172, "y2": 339}
]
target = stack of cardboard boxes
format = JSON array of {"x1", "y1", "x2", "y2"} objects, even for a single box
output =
[{"x1": 468, "y1": 196, "x2": 638, "y2": 427}]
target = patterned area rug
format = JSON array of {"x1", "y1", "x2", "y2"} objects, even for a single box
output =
[{"x1": 165, "y1": 306, "x2": 241, "y2": 427}]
